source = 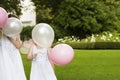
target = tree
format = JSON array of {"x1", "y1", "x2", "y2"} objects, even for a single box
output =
[
  {"x1": 31, "y1": 0, "x2": 120, "y2": 39},
  {"x1": 31, "y1": 0, "x2": 64, "y2": 23},
  {"x1": 52, "y1": 0, "x2": 120, "y2": 38},
  {"x1": 103, "y1": 0, "x2": 120, "y2": 20},
  {"x1": 0, "y1": 0, "x2": 22, "y2": 16},
  {"x1": 31, "y1": 0, "x2": 63, "y2": 13}
]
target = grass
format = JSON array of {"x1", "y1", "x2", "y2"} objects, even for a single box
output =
[{"x1": 21, "y1": 50, "x2": 120, "y2": 80}]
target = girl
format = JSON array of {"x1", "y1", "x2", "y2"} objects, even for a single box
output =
[
  {"x1": 0, "y1": 14, "x2": 26, "y2": 80},
  {"x1": 27, "y1": 39, "x2": 57, "y2": 80}
]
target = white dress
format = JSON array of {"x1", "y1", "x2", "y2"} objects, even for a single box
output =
[
  {"x1": 0, "y1": 35, "x2": 26, "y2": 80},
  {"x1": 30, "y1": 46, "x2": 57, "y2": 80}
]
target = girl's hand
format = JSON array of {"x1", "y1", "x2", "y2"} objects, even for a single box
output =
[
  {"x1": 28, "y1": 39, "x2": 35, "y2": 46},
  {"x1": 27, "y1": 45, "x2": 37, "y2": 61},
  {"x1": 33, "y1": 54, "x2": 37, "y2": 58},
  {"x1": 8, "y1": 35, "x2": 22, "y2": 49}
]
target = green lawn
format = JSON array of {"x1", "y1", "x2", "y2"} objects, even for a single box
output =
[{"x1": 21, "y1": 50, "x2": 120, "y2": 80}]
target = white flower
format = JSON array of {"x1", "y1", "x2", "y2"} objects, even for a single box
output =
[
  {"x1": 85, "y1": 39, "x2": 88, "y2": 42},
  {"x1": 116, "y1": 37, "x2": 119, "y2": 40},
  {"x1": 77, "y1": 40, "x2": 80, "y2": 42},
  {"x1": 72, "y1": 36, "x2": 74, "y2": 38},
  {"x1": 101, "y1": 35, "x2": 106, "y2": 41},
  {"x1": 62, "y1": 40, "x2": 66, "y2": 43},
  {"x1": 58, "y1": 39, "x2": 63, "y2": 42},
  {"x1": 109, "y1": 33, "x2": 112, "y2": 37},
  {"x1": 90, "y1": 34, "x2": 96, "y2": 42}
]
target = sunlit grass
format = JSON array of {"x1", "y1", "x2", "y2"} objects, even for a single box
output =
[{"x1": 21, "y1": 50, "x2": 120, "y2": 80}]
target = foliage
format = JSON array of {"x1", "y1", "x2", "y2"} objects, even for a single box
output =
[
  {"x1": 35, "y1": 6, "x2": 54, "y2": 23},
  {"x1": 0, "y1": 0, "x2": 22, "y2": 15},
  {"x1": 56, "y1": 36, "x2": 80, "y2": 43},
  {"x1": 20, "y1": 26, "x2": 34, "y2": 41},
  {"x1": 31, "y1": 0, "x2": 63, "y2": 13},
  {"x1": 56, "y1": 32, "x2": 120, "y2": 43},
  {"x1": 54, "y1": 32, "x2": 120, "y2": 49},
  {"x1": 51, "y1": 24, "x2": 69, "y2": 40},
  {"x1": 31, "y1": 0, "x2": 120, "y2": 38},
  {"x1": 103, "y1": 0, "x2": 120, "y2": 20},
  {"x1": 94, "y1": 42, "x2": 120, "y2": 49},
  {"x1": 31, "y1": 0, "x2": 63, "y2": 23},
  {"x1": 81, "y1": 31, "x2": 120, "y2": 42},
  {"x1": 52, "y1": 0, "x2": 120, "y2": 38}
]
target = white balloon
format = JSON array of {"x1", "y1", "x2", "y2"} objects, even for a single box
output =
[
  {"x1": 32, "y1": 23, "x2": 54, "y2": 48},
  {"x1": 3, "y1": 17, "x2": 23, "y2": 37}
]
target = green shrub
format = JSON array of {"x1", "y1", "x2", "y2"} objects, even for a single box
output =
[
  {"x1": 53, "y1": 42, "x2": 94, "y2": 49},
  {"x1": 53, "y1": 42, "x2": 120, "y2": 49},
  {"x1": 54, "y1": 35, "x2": 120, "y2": 49},
  {"x1": 21, "y1": 26, "x2": 34, "y2": 41},
  {"x1": 94, "y1": 42, "x2": 120, "y2": 49},
  {"x1": 67, "y1": 42, "x2": 94, "y2": 49}
]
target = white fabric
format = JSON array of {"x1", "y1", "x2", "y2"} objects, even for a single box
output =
[
  {"x1": 30, "y1": 46, "x2": 57, "y2": 80},
  {"x1": 0, "y1": 35, "x2": 26, "y2": 80}
]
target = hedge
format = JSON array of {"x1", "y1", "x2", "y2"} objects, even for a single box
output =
[
  {"x1": 94, "y1": 42, "x2": 120, "y2": 49},
  {"x1": 53, "y1": 42, "x2": 120, "y2": 49}
]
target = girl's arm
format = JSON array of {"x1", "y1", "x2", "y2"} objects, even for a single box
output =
[
  {"x1": 8, "y1": 35, "x2": 22, "y2": 49},
  {"x1": 27, "y1": 45, "x2": 37, "y2": 61}
]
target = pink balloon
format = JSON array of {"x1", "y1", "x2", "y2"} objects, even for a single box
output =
[
  {"x1": 49, "y1": 44, "x2": 74, "y2": 66},
  {"x1": 0, "y1": 7, "x2": 8, "y2": 28}
]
